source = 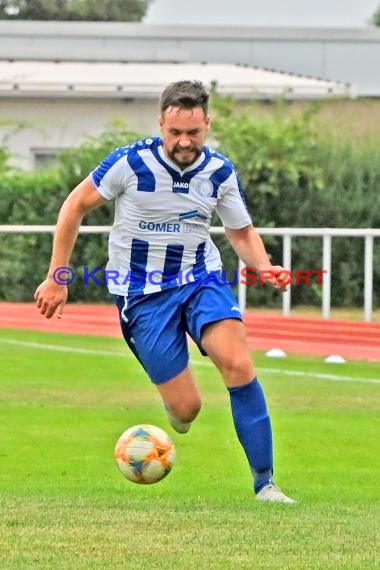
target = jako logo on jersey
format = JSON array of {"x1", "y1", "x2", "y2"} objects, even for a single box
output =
[{"x1": 172, "y1": 181, "x2": 190, "y2": 190}]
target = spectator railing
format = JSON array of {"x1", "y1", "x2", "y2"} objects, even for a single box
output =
[{"x1": 1, "y1": 225, "x2": 379, "y2": 321}]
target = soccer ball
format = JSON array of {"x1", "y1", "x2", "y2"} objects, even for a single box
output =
[{"x1": 114, "y1": 424, "x2": 176, "y2": 484}]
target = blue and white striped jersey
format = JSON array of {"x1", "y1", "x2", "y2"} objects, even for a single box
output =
[{"x1": 91, "y1": 137, "x2": 251, "y2": 297}]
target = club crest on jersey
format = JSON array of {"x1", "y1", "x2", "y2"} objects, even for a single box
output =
[{"x1": 196, "y1": 180, "x2": 214, "y2": 198}]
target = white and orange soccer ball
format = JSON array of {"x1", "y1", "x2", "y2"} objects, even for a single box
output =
[{"x1": 114, "y1": 424, "x2": 176, "y2": 484}]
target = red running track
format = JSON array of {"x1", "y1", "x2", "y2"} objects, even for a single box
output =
[{"x1": 1, "y1": 302, "x2": 380, "y2": 362}]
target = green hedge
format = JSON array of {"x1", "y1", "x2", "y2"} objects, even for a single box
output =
[
  {"x1": 1, "y1": 104, "x2": 379, "y2": 308},
  {"x1": 211, "y1": 98, "x2": 380, "y2": 309}
]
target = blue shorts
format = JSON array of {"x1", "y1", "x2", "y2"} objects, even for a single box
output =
[{"x1": 114, "y1": 274, "x2": 242, "y2": 384}]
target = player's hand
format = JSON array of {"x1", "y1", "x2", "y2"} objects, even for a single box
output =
[
  {"x1": 260, "y1": 265, "x2": 291, "y2": 292},
  {"x1": 34, "y1": 277, "x2": 68, "y2": 319}
]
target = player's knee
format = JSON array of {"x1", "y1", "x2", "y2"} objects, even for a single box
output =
[{"x1": 218, "y1": 354, "x2": 254, "y2": 384}]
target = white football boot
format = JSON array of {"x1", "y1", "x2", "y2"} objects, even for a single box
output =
[
  {"x1": 165, "y1": 407, "x2": 192, "y2": 434},
  {"x1": 256, "y1": 484, "x2": 297, "y2": 504}
]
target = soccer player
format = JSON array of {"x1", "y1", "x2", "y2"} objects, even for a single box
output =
[{"x1": 35, "y1": 80, "x2": 296, "y2": 503}]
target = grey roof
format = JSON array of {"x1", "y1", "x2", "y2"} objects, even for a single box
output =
[
  {"x1": 0, "y1": 60, "x2": 352, "y2": 100},
  {"x1": 2, "y1": 20, "x2": 380, "y2": 41}
]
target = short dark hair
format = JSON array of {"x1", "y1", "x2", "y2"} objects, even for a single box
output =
[{"x1": 159, "y1": 80, "x2": 209, "y2": 116}]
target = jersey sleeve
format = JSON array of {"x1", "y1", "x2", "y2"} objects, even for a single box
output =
[
  {"x1": 90, "y1": 147, "x2": 131, "y2": 200},
  {"x1": 215, "y1": 169, "x2": 252, "y2": 229}
]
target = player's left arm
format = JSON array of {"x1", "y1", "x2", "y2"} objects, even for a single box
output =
[
  {"x1": 225, "y1": 225, "x2": 289, "y2": 291},
  {"x1": 215, "y1": 167, "x2": 288, "y2": 291}
]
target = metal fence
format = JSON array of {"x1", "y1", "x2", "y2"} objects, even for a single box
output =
[{"x1": 1, "y1": 225, "x2": 379, "y2": 322}]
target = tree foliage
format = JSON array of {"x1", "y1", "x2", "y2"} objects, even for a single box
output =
[
  {"x1": 210, "y1": 95, "x2": 380, "y2": 309},
  {"x1": 0, "y1": 0, "x2": 150, "y2": 21},
  {"x1": 211, "y1": 96, "x2": 325, "y2": 228},
  {"x1": 372, "y1": 5, "x2": 380, "y2": 26}
]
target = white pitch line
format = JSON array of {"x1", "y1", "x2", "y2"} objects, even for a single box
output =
[
  {"x1": 258, "y1": 367, "x2": 380, "y2": 385},
  {"x1": 1, "y1": 338, "x2": 379, "y2": 385},
  {"x1": 0, "y1": 338, "x2": 130, "y2": 358},
  {"x1": 191, "y1": 360, "x2": 380, "y2": 384}
]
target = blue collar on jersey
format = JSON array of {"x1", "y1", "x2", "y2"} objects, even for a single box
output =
[{"x1": 150, "y1": 138, "x2": 213, "y2": 191}]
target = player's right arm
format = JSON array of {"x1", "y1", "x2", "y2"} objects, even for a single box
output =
[{"x1": 34, "y1": 176, "x2": 107, "y2": 319}]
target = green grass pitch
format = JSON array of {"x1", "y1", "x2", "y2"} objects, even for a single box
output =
[{"x1": 0, "y1": 328, "x2": 379, "y2": 569}]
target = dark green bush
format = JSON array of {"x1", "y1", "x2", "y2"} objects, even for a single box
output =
[
  {"x1": 1, "y1": 105, "x2": 379, "y2": 309},
  {"x1": 211, "y1": 97, "x2": 380, "y2": 309}
]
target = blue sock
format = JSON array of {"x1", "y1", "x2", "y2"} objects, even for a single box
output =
[{"x1": 228, "y1": 378, "x2": 274, "y2": 493}]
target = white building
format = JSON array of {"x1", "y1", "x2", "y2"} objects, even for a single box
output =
[{"x1": 0, "y1": 21, "x2": 362, "y2": 170}]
